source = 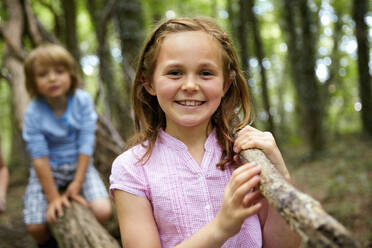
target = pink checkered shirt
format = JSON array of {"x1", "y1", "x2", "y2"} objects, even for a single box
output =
[{"x1": 110, "y1": 129, "x2": 262, "y2": 247}]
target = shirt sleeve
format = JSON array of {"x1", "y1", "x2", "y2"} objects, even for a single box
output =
[
  {"x1": 22, "y1": 105, "x2": 49, "y2": 159},
  {"x1": 76, "y1": 91, "x2": 98, "y2": 156},
  {"x1": 109, "y1": 148, "x2": 149, "y2": 199}
]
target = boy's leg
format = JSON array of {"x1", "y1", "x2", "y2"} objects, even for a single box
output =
[
  {"x1": 24, "y1": 169, "x2": 53, "y2": 245},
  {"x1": 81, "y1": 164, "x2": 112, "y2": 224},
  {"x1": 25, "y1": 224, "x2": 50, "y2": 244}
]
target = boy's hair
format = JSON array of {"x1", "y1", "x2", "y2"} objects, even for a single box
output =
[
  {"x1": 131, "y1": 17, "x2": 253, "y2": 169},
  {"x1": 24, "y1": 44, "x2": 80, "y2": 98}
]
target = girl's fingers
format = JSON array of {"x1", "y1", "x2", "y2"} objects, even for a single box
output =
[
  {"x1": 242, "y1": 190, "x2": 263, "y2": 207},
  {"x1": 232, "y1": 175, "x2": 260, "y2": 205},
  {"x1": 230, "y1": 163, "x2": 261, "y2": 193},
  {"x1": 241, "y1": 202, "x2": 262, "y2": 218}
]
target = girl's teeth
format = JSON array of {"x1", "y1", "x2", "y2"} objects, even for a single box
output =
[{"x1": 179, "y1": 100, "x2": 202, "y2": 106}]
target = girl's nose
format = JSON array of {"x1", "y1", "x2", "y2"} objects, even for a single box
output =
[{"x1": 181, "y1": 76, "x2": 199, "y2": 91}]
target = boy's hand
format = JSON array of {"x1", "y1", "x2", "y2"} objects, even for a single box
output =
[
  {"x1": 65, "y1": 180, "x2": 88, "y2": 207},
  {"x1": 233, "y1": 125, "x2": 291, "y2": 181},
  {"x1": 46, "y1": 194, "x2": 70, "y2": 223}
]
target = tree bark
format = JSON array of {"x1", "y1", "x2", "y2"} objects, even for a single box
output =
[
  {"x1": 282, "y1": 0, "x2": 324, "y2": 156},
  {"x1": 247, "y1": 0, "x2": 275, "y2": 135},
  {"x1": 49, "y1": 202, "x2": 120, "y2": 248},
  {"x1": 352, "y1": 0, "x2": 372, "y2": 138},
  {"x1": 61, "y1": 0, "x2": 81, "y2": 65},
  {"x1": 240, "y1": 149, "x2": 361, "y2": 248}
]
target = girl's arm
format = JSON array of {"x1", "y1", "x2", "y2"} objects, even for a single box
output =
[
  {"x1": 234, "y1": 125, "x2": 301, "y2": 248},
  {"x1": 114, "y1": 190, "x2": 162, "y2": 248},
  {"x1": 259, "y1": 199, "x2": 301, "y2": 248},
  {"x1": 33, "y1": 157, "x2": 70, "y2": 222},
  {"x1": 114, "y1": 161, "x2": 262, "y2": 248}
]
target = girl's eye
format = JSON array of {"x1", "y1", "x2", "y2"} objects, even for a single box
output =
[
  {"x1": 167, "y1": 70, "x2": 182, "y2": 77},
  {"x1": 200, "y1": 71, "x2": 213, "y2": 77}
]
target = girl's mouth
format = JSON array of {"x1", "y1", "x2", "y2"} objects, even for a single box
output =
[{"x1": 176, "y1": 100, "x2": 205, "y2": 106}]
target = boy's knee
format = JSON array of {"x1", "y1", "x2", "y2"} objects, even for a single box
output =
[
  {"x1": 90, "y1": 198, "x2": 112, "y2": 224},
  {"x1": 26, "y1": 223, "x2": 47, "y2": 234},
  {"x1": 26, "y1": 224, "x2": 50, "y2": 244}
]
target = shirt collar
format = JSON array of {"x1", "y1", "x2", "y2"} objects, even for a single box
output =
[{"x1": 158, "y1": 128, "x2": 218, "y2": 152}]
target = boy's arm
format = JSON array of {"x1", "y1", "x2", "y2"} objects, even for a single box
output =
[
  {"x1": 64, "y1": 154, "x2": 89, "y2": 206},
  {"x1": 33, "y1": 157, "x2": 70, "y2": 222}
]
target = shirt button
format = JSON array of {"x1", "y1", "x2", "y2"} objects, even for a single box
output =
[
  {"x1": 205, "y1": 204, "x2": 211, "y2": 210},
  {"x1": 199, "y1": 176, "x2": 204, "y2": 180}
]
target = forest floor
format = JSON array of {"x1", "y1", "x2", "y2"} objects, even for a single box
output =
[{"x1": 0, "y1": 134, "x2": 371, "y2": 248}]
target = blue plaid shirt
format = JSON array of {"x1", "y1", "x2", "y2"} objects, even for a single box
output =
[{"x1": 22, "y1": 89, "x2": 97, "y2": 166}]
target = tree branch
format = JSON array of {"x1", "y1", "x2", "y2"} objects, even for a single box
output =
[{"x1": 240, "y1": 149, "x2": 361, "y2": 247}]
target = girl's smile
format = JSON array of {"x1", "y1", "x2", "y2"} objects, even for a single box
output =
[{"x1": 145, "y1": 31, "x2": 229, "y2": 135}]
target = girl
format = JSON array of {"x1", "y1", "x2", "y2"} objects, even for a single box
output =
[
  {"x1": 110, "y1": 17, "x2": 301, "y2": 247},
  {"x1": 23, "y1": 44, "x2": 112, "y2": 248}
]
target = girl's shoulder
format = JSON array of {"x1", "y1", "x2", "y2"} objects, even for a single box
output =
[{"x1": 113, "y1": 143, "x2": 149, "y2": 168}]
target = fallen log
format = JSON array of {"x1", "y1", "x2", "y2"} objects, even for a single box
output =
[
  {"x1": 240, "y1": 149, "x2": 361, "y2": 248},
  {"x1": 49, "y1": 202, "x2": 120, "y2": 248}
]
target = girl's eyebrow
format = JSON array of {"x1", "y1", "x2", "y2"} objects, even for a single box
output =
[{"x1": 163, "y1": 60, "x2": 219, "y2": 69}]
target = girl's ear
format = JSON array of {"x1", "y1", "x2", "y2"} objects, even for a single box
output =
[
  {"x1": 223, "y1": 70, "x2": 235, "y2": 95},
  {"x1": 142, "y1": 75, "x2": 156, "y2": 96}
]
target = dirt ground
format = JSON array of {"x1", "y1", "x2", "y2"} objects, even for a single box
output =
[{"x1": 0, "y1": 134, "x2": 371, "y2": 247}]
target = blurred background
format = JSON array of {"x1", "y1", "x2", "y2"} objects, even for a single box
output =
[{"x1": 0, "y1": 0, "x2": 371, "y2": 247}]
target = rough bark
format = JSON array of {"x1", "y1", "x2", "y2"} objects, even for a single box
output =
[
  {"x1": 49, "y1": 202, "x2": 120, "y2": 248},
  {"x1": 352, "y1": 0, "x2": 372, "y2": 138},
  {"x1": 240, "y1": 149, "x2": 361, "y2": 248}
]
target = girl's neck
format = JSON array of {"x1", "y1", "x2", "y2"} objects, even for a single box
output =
[
  {"x1": 165, "y1": 123, "x2": 212, "y2": 165},
  {"x1": 44, "y1": 95, "x2": 68, "y2": 118}
]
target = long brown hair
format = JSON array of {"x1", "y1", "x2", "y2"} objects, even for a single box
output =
[{"x1": 130, "y1": 17, "x2": 253, "y2": 169}]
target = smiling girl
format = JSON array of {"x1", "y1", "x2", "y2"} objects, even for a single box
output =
[{"x1": 110, "y1": 17, "x2": 300, "y2": 248}]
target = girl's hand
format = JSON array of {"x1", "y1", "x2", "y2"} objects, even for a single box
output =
[
  {"x1": 233, "y1": 125, "x2": 291, "y2": 181},
  {"x1": 65, "y1": 180, "x2": 88, "y2": 207},
  {"x1": 46, "y1": 194, "x2": 70, "y2": 223},
  {"x1": 215, "y1": 162, "x2": 263, "y2": 238}
]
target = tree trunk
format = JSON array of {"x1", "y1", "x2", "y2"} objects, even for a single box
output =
[
  {"x1": 282, "y1": 0, "x2": 324, "y2": 156},
  {"x1": 240, "y1": 149, "x2": 361, "y2": 248},
  {"x1": 247, "y1": 0, "x2": 275, "y2": 135},
  {"x1": 352, "y1": 0, "x2": 372, "y2": 138},
  {"x1": 237, "y1": 0, "x2": 250, "y2": 80},
  {"x1": 49, "y1": 202, "x2": 120, "y2": 248},
  {"x1": 61, "y1": 0, "x2": 81, "y2": 66}
]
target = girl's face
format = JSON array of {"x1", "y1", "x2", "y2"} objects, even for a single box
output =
[
  {"x1": 146, "y1": 31, "x2": 229, "y2": 134},
  {"x1": 34, "y1": 62, "x2": 72, "y2": 101}
]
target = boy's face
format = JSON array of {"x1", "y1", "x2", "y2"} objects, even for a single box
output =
[
  {"x1": 145, "y1": 31, "x2": 228, "y2": 136},
  {"x1": 34, "y1": 61, "x2": 72, "y2": 101}
]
